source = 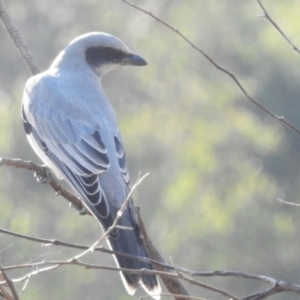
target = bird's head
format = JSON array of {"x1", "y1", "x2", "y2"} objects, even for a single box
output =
[{"x1": 51, "y1": 32, "x2": 147, "y2": 76}]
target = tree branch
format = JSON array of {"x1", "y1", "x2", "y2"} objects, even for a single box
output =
[
  {"x1": 0, "y1": 227, "x2": 165, "y2": 268},
  {"x1": 2, "y1": 227, "x2": 300, "y2": 299},
  {"x1": 276, "y1": 198, "x2": 300, "y2": 207},
  {"x1": 1, "y1": 259, "x2": 239, "y2": 300},
  {"x1": 256, "y1": 0, "x2": 300, "y2": 54},
  {"x1": 0, "y1": 268, "x2": 19, "y2": 300},
  {"x1": 0, "y1": 0, "x2": 40, "y2": 75},
  {"x1": 121, "y1": 0, "x2": 300, "y2": 137},
  {"x1": 0, "y1": 157, "x2": 87, "y2": 214},
  {"x1": 0, "y1": 272, "x2": 15, "y2": 300},
  {"x1": 140, "y1": 294, "x2": 207, "y2": 300}
]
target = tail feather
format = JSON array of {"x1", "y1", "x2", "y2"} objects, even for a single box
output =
[
  {"x1": 105, "y1": 205, "x2": 161, "y2": 299},
  {"x1": 108, "y1": 229, "x2": 160, "y2": 297}
]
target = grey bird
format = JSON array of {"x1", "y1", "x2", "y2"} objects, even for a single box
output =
[{"x1": 21, "y1": 32, "x2": 160, "y2": 298}]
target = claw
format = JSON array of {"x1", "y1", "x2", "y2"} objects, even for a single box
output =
[
  {"x1": 34, "y1": 165, "x2": 52, "y2": 183},
  {"x1": 69, "y1": 202, "x2": 89, "y2": 215}
]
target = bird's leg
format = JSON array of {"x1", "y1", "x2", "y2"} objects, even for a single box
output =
[
  {"x1": 34, "y1": 165, "x2": 52, "y2": 183},
  {"x1": 69, "y1": 202, "x2": 89, "y2": 215}
]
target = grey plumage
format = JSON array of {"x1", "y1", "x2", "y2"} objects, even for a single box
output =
[{"x1": 22, "y1": 32, "x2": 160, "y2": 298}]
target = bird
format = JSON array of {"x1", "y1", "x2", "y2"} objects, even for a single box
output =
[{"x1": 21, "y1": 32, "x2": 160, "y2": 298}]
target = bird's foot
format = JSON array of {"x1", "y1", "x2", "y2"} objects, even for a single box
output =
[
  {"x1": 69, "y1": 202, "x2": 89, "y2": 215},
  {"x1": 34, "y1": 165, "x2": 52, "y2": 183}
]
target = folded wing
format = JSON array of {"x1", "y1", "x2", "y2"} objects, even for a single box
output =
[{"x1": 22, "y1": 103, "x2": 115, "y2": 225}]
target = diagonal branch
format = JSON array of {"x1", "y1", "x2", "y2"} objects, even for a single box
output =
[
  {"x1": 1, "y1": 260, "x2": 239, "y2": 300},
  {"x1": 122, "y1": 0, "x2": 300, "y2": 137},
  {"x1": 256, "y1": 0, "x2": 300, "y2": 54},
  {"x1": 0, "y1": 157, "x2": 87, "y2": 214},
  {"x1": 0, "y1": 268, "x2": 19, "y2": 300},
  {"x1": 276, "y1": 198, "x2": 300, "y2": 207},
  {"x1": 0, "y1": 227, "x2": 176, "y2": 276},
  {"x1": 242, "y1": 282, "x2": 283, "y2": 300},
  {"x1": 0, "y1": 0, "x2": 40, "y2": 75},
  {"x1": 0, "y1": 272, "x2": 15, "y2": 300}
]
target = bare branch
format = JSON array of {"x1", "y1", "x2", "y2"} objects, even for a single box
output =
[
  {"x1": 0, "y1": 268, "x2": 19, "y2": 300},
  {"x1": 190, "y1": 270, "x2": 277, "y2": 284},
  {"x1": 3, "y1": 224, "x2": 300, "y2": 299},
  {"x1": 277, "y1": 198, "x2": 300, "y2": 207},
  {"x1": 19, "y1": 274, "x2": 30, "y2": 297},
  {"x1": 256, "y1": 0, "x2": 300, "y2": 54},
  {"x1": 0, "y1": 0, "x2": 40, "y2": 75},
  {"x1": 140, "y1": 294, "x2": 208, "y2": 300},
  {"x1": 0, "y1": 272, "x2": 15, "y2": 300},
  {"x1": 3, "y1": 257, "x2": 300, "y2": 300},
  {"x1": 1, "y1": 259, "x2": 239, "y2": 300},
  {"x1": 0, "y1": 157, "x2": 87, "y2": 214},
  {"x1": 0, "y1": 224, "x2": 178, "y2": 272},
  {"x1": 192, "y1": 271, "x2": 300, "y2": 299},
  {"x1": 121, "y1": 0, "x2": 300, "y2": 137},
  {"x1": 3, "y1": 227, "x2": 300, "y2": 299}
]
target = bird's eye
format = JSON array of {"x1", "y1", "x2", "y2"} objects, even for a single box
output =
[{"x1": 104, "y1": 49, "x2": 117, "y2": 59}]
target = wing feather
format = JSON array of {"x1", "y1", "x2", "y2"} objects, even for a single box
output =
[
  {"x1": 114, "y1": 133, "x2": 130, "y2": 185},
  {"x1": 27, "y1": 104, "x2": 112, "y2": 221}
]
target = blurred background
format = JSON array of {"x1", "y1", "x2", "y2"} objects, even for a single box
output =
[{"x1": 1, "y1": 1, "x2": 300, "y2": 299}]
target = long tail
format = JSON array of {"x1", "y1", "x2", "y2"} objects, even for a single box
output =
[{"x1": 106, "y1": 204, "x2": 160, "y2": 299}]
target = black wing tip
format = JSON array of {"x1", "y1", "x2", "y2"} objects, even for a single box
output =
[{"x1": 22, "y1": 105, "x2": 33, "y2": 134}]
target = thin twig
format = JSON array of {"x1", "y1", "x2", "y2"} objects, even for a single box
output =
[
  {"x1": 0, "y1": 272, "x2": 15, "y2": 300},
  {"x1": 191, "y1": 270, "x2": 277, "y2": 284},
  {"x1": 256, "y1": 0, "x2": 300, "y2": 54},
  {"x1": 3, "y1": 226, "x2": 300, "y2": 295},
  {"x1": 175, "y1": 273, "x2": 240, "y2": 300},
  {"x1": 19, "y1": 273, "x2": 30, "y2": 297},
  {"x1": 0, "y1": 0, "x2": 40, "y2": 75},
  {"x1": 1, "y1": 260, "x2": 239, "y2": 299},
  {"x1": 0, "y1": 227, "x2": 175, "y2": 271},
  {"x1": 140, "y1": 294, "x2": 207, "y2": 300},
  {"x1": 122, "y1": 0, "x2": 300, "y2": 137},
  {"x1": 2, "y1": 245, "x2": 300, "y2": 299},
  {"x1": 277, "y1": 198, "x2": 300, "y2": 207}
]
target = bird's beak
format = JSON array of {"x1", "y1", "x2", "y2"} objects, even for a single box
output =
[{"x1": 126, "y1": 53, "x2": 148, "y2": 66}]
